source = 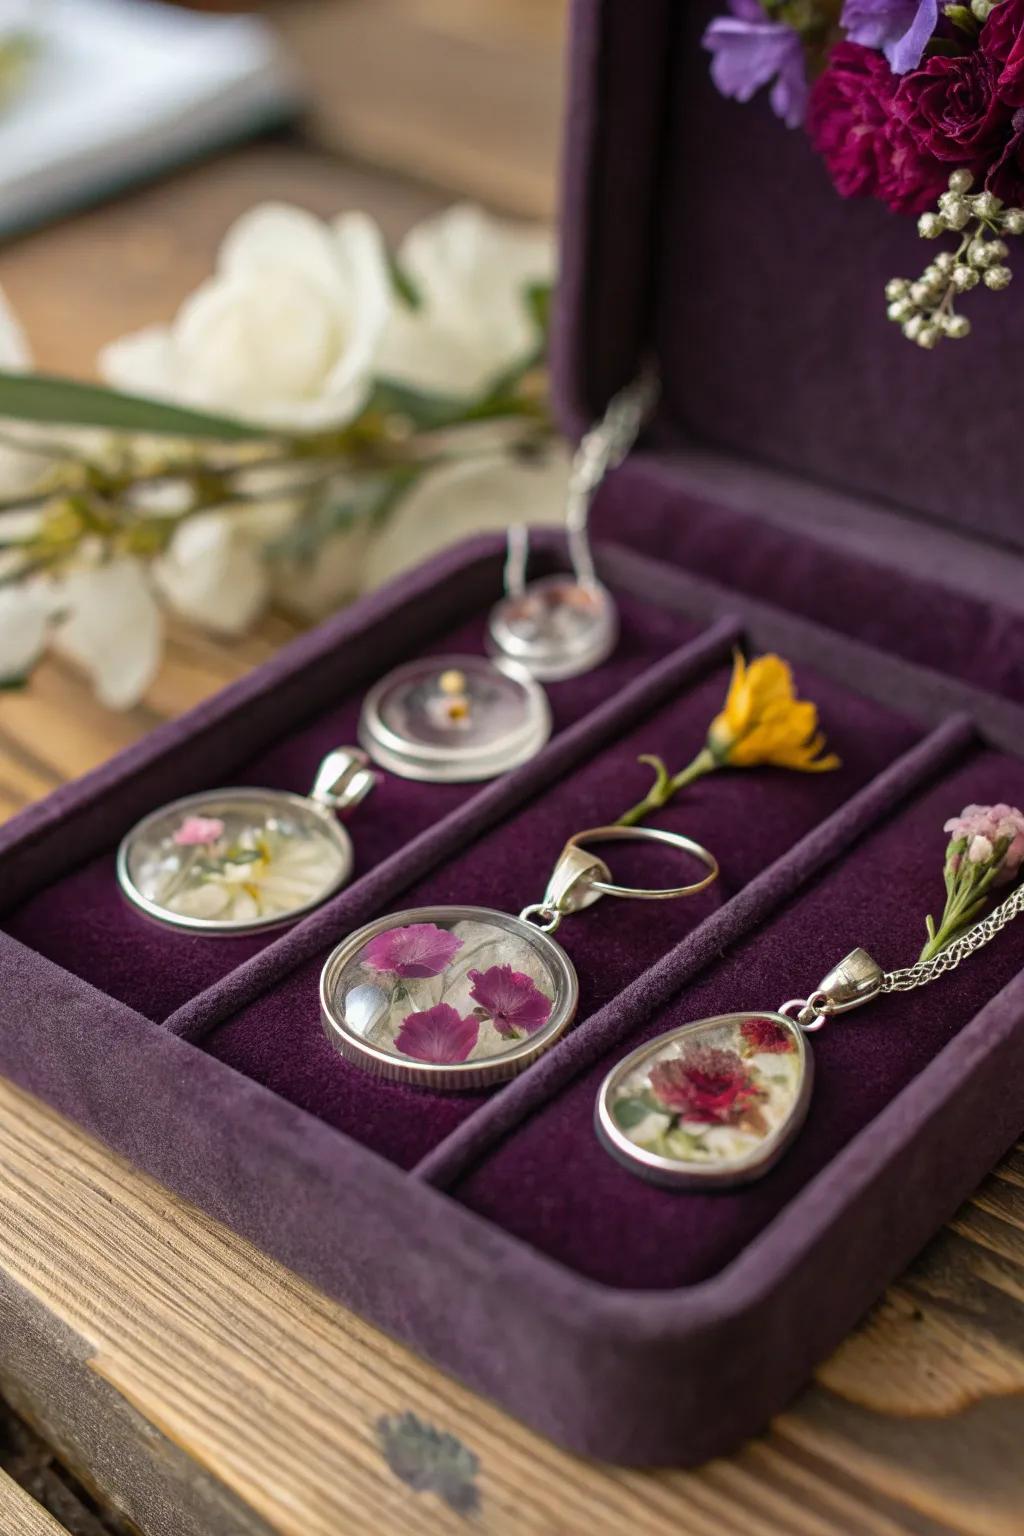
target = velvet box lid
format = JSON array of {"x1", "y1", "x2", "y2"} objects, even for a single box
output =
[{"x1": 556, "y1": 0, "x2": 1024, "y2": 702}]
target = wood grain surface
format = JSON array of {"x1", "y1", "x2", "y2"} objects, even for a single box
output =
[{"x1": 0, "y1": 2, "x2": 1022, "y2": 1532}]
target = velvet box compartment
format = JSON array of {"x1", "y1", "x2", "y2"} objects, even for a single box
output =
[{"x1": 3, "y1": 529, "x2": 1024, "y2": 1467}]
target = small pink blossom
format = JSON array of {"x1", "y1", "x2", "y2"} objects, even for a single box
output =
[
  {"x1": 943, "y1": 803, "x2": 1024, "y2": 884},
  {"x1": 468, "y1": 964, "x2": 552, "y2": 1039},
  {"x1": 394, "y1": 1003, "x2": 479, "y2": 1063},
  {"x1": 362, "y1": 923, "x2": 463, "y2": 978},
  {"x1": 173, "y1": 815, "x2": 225, "y2": 847}
]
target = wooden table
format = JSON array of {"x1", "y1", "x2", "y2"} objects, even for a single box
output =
[{"x1": 0, "y1": 4, "x2": 1022, "y2": 1531}]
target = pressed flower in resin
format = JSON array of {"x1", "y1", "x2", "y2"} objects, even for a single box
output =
[
  {"x1": 362, "y1": 923, "x2": 464, "y2": 978},
  {"x1": 603, "y1": 1015, "x2": 807, "y2": 1174},
  {"x1": 394, "y1": 1003, "x2": 480, "y2": 1063},
  {"x1": 649, "y1": 1046, "x2": 759, "y2": 1126},
  {"x1": 329, "y1": 914, "x2": 562, "y2": 1072},
  {"x1": 131, "y1": 799, "x2": 347, "y2": 927},
  {"x1": 468, "y1": 963, "x2": 552, "y2": 1038},
  {"x1": 740, "y1": 1016, "x2": 795, "y2": 1054}
]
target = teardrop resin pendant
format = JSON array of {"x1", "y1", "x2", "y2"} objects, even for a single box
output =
[
  {"x1": 595, "y1": 1013, "x2": 812, "y2": 1188},
  {"x1": 321, "y1": 906, "x2": 579, "y2": 1088}
]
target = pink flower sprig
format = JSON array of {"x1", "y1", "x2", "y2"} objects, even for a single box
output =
[{"x1": 921, "y1": 802, "x2": 1024, "y2": 960}]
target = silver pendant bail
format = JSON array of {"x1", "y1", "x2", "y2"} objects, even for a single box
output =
[
  {"x1": 781, "y1": 947, "x2": 885, "y2": 1031},
  {"x1": 310, "y1": 747, "x2": 377, "y2": 816}
]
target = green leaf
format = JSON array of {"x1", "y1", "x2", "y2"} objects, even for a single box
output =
[
  {"x1": 524, "y1": 281, "x2": 552, "y2": 339},
  {"x1": 369, "y1": 377, "x2": 476, "y2": 431},
  {"x1": 0, "y1": 372, "x2": 266, "y2": 441},
  {"x1": 389, "y1": 257, "x2": 422, "y2": 310},
  {"x1": 611, "y1": 1097, "x2": 653, "y2": 1131}
]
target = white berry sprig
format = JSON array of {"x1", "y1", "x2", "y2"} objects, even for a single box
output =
[{"x1": 886, "y1": 170, "x2": 1024, "y2": 348}]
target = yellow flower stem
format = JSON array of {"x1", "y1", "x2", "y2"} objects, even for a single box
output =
[{"x1": 615, "y1": 747, "x2": 717, "y2": 828}]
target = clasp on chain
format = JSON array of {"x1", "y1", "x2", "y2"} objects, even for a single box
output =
[{"x1": 780, "y1": 947, "x2": 884, "y2": 1032}]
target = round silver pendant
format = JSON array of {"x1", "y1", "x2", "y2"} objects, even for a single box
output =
[
  {"x1": 358, "y1": 654, "x2": 551, "y2": 783},
  {"x1": 320, "y1": 905, "x2": 579, "y2": 1088},
  {"x1": 487, "y1": 575, "x2": 618, "y2": 681},
  {"x1": 117, "y1": 787, "x2": 355, "y2": 936}
]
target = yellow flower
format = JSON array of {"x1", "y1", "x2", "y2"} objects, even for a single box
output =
[{"x1": 707, "y1": 652, "x2": 839, "y2": 772}]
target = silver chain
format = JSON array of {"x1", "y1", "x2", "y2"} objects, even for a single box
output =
[
  {"x1": 881, "y1": 881, "x2": 1024, "y2": 994},
  {"x1": 567, "y1": 371, "x2": 659, "y2": 502}
]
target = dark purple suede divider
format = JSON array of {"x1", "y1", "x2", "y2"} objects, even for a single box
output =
[
  {"x1": 453, "y1": 743, "x2": 1023, "y2": 1289},
  {"x1": 1, "y1": 586, "x2": 696, "y2": 1023},
  {"x1": 201, "y1": 656, "x2": 921, "y2": 1169}
]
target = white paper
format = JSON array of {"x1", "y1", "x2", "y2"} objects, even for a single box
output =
[{"x1": 0, "y1": 0, "x2": 300, "y2": 237}]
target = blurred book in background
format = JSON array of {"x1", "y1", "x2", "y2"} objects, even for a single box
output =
[{"x1": 0, "y1": 0, "x2": 300, "y2": 239}]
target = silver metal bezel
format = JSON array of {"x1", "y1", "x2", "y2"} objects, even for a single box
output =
[
  {"x1": 320, "y1": 905, "x2": 579, "y2": 1089},
  {"x1": 486, "y1": 575, "x2": 618, "y2": 681},
  {"x1": 357, "y1": 654, "x2": 551, "y2": 783},
  {"x1": 594, "y1": 1012, "x2": 813, "y2": 1189},
  {"x1": 116, "y1": 787, "x2": 354, "y2": 937}
]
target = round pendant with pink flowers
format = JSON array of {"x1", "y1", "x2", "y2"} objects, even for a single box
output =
[{"x1": 320, "y1": 906, "x2": 579, "y2": 1088}]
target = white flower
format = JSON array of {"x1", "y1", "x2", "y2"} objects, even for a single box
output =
[
  {"x1": 377, "y1": 204, "x2": 554, "y2": 399},
  {"x1": 153, "y1": 508, "x2": 275, "y2": 637},
  {"x1": 99, "y1": 204, "x2": 393, "y2": 433},
  {"x1": 50, "y1": 557, "x2": 162, "y2": 710},
  {"x1": 363, "y1": 447, "x2": 570, "y2": 590},
  {"x1": 0, "y1": 585, "x2": 51, "y2": 683}
]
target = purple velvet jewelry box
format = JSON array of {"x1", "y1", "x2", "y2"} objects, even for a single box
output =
[{"x1": 3, "y1": 0, "x2": 1024, "y2": 1469}]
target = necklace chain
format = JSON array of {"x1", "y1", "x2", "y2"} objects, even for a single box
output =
[
  {"x1": 567, "y1": 371, "x2": 659, "y2": 500},
  {"x1": 881, "y1": 881, "x2": 1024, "y2": 994}
]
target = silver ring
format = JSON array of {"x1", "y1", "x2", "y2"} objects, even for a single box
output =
[{"x1": 564, "y1": 825, "x2": 719, "y2": 900}]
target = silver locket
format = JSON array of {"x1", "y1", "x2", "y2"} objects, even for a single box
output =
[
  {"x1": 320, "y1": 824, "x2": 718, "y2": 1090},
  {"x1": 117, "y1": 748, "x2": 375, "y2": 936}
]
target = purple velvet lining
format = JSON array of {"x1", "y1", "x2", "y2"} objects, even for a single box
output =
[
  {"x1": 202, "y1": 659, "x2": 919, "y2": 1169},
  {"x1": 453, "y1": 746, "x2": 1024, "y2": 1289},
  {"x1": 1, "y1": 593, "x2": 693, "y2": 1022}
]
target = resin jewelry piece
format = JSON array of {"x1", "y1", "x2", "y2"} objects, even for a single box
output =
[
  {"x1": 487, "y1": 374, "x2": 657, "y2": 682},
  {"x1": 358, "y1": 653, "x2": 550, "y2": 783},
  {"x1": 596, "y1": 880, "x2": 1024, "y2": 1190},
  {"x1": 320, "y1": 824, "x2": 719, "y2": 1090},
  {"x1": 117, "y1": 748, "x2": 376, "y2": 935}
]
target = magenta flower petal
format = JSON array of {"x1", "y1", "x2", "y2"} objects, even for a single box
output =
[
  {"x1": 468, "y1": 965, "x2": 552, "y2": 1039},
  {"x1": 362, "y1": 922, "x2": 463, "y2": 978},
  {"x1": 394, "y1": 1003, "x2": 479, "y2": 1063}
]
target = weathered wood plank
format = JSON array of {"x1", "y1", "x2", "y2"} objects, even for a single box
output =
[
  {"x1": 0, "y1": 1467, "x2": 67, "y2": 1536},
  {"x1": 0, "y1": 1075, "x2": 1018, "y2": 1536}
]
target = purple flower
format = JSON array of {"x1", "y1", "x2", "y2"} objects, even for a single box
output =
[
  {"x1": 943, "y1": 803, "x2": 1024, "y2": 883},
  {"x1": 394, "y1": 1003, "x2": 479, "y2": 1063},
  {"x1": 841, "y1": 0, "x2": 938, "y2": 74},
  {"x1": 468, "y1": 965, "x2": 552, "y2": 1039},
  {"x1": 362, "y1": 923, "x2": 463, "y2": 978},
  {"x1": 703, "y1": 0, "x2": 809, "y2": 129}
]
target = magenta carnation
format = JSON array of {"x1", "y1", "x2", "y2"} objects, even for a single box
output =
[
  {"x1": 361, "y1": 922, "x2": 463, "y2": 978},
  {"x1": 394, "y1": 1003, "x2": 479, "y2": 1063},
  {"x1": 808, "y1": 42, "x2": 949, "y2": 213},
  {"x1": 649, "y1": 1046, "x2": 759, "y2": 1126},
  {"x1": 468, "y1": 964, "x2": 552, "y2": 1039},
  {"x1": 893, "y1": 51, "x2": 1007, "y2": 164}
]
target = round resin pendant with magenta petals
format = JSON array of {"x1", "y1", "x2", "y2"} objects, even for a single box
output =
[{"x1": 320, "y1": 906, "x2": 578, "y2": 1089}]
